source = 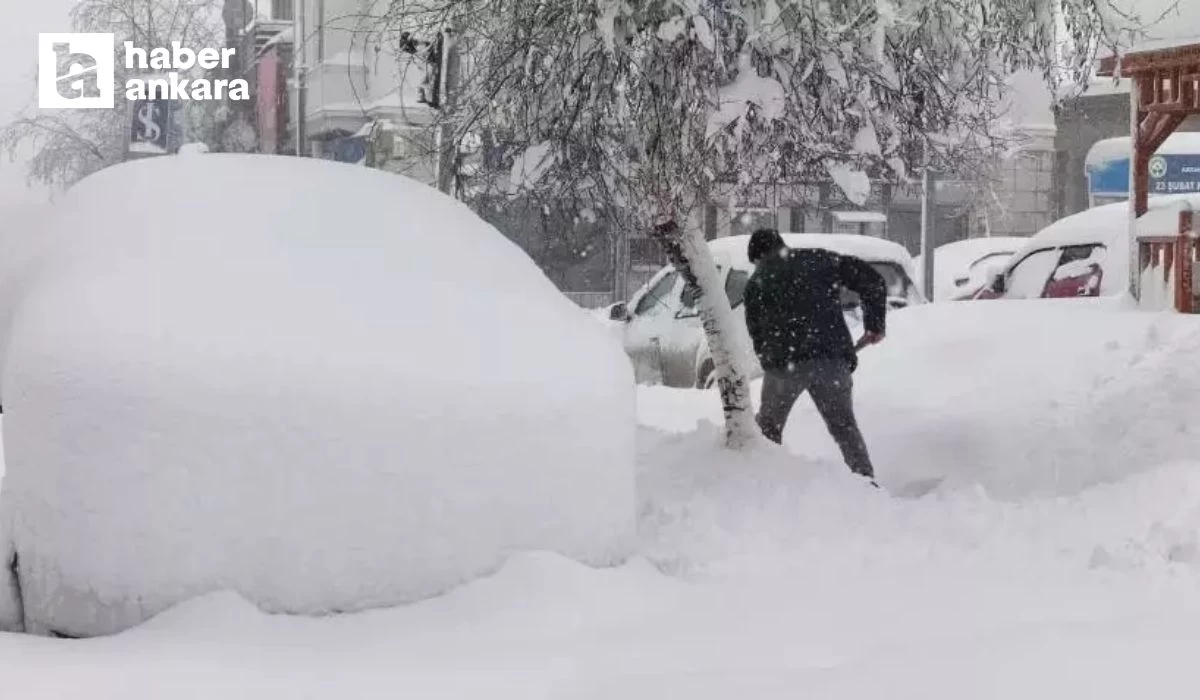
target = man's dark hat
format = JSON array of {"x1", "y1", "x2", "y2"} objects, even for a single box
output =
[{"x1": 747, "y1": 228, "x2": 786, "y2": 264}]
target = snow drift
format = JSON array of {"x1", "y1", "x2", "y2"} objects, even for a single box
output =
[
  {"x1": 0, "y1": 154, "x2": 636, "y2": 637},
  {"x1": 640, "y1": 299, "x2": 1200, "y2": 499}
]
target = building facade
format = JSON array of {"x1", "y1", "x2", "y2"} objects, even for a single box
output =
[
  {"x1": 294, "y1": 0, "x2": 437, "y2": 183},
  {"x1": 1055, "y1": 86, "x2": 1200, "y2": 218}
]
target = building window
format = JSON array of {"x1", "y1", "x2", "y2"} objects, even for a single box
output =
[
  {"x1": 271, "y1": 0, "x2": 294, "y2": 21},
  {"x1": 730, "y1": 209, "x2": 775, "y2": 238},
  {"x1": 788, "y1": 207, "x2": 804, "y2": 232},
  {"x1": 629, "y1": 237, "x2": 667, "y2": 267}
]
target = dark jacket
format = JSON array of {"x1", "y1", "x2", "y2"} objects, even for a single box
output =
[{"x1": 743, "y1": 247, "x2": 887, "y2": 372}]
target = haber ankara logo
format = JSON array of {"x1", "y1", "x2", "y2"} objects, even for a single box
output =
[{"x1": 38, "y1": 33, "x2": 116, "y2": 109}]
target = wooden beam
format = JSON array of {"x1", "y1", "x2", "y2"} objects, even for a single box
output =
[
  {"x1": 1137, "y1": 110, "x2": 1164, "y2": 145},
  {"x1": 1177, "y1": 210, "x2": 1194, "y2": 314},
  {"x1": 1134, "y1": 151, "x2": 1150, "y2": 217},
  {"x1": 1182, "y1": 73, "x2": 1199, "y2": 109},
  {"x1": 1138, "y1": 75, "x2": 1155, "y2": 113},
  {"x1": 1096, "y1": 43, "x2": 1200, "y2": 77},
  {"x1": 1145, "y1": 113, "x2": 1187, "y2": 153},
  {"x1": 1144, "y1": 103, "x2": 1200, "y2": 114}
]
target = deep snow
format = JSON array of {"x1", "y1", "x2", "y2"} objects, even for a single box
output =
[
  {"x1": 0, "y1": 155, "x2": 636, "y2": 636},
  {"x1": 6, "y1": 299, "x2": 1200, "y2": 696},
  {"x1": 641, "y1": 299, "x2": 1200, "y2": 498}
]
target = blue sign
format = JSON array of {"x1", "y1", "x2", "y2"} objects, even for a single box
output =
[
  {"x1": 1149, "y1": 154, "x2": 1200, "y2": 194},
  {"x1": 1087, "y1": 153, "x2": 1200, "y2": 197}
]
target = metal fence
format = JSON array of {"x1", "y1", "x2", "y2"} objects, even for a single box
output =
[{"x1": 564, "y1": 291, "x2": 616, "y2": 309}]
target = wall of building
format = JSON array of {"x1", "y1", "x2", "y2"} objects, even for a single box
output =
[
  {"x1": 976, "y1": 147, "x2": 1057, "y2": 238},
  {"x1": 1055, "y1": 90, "x2": 1200, "y2": 218}
]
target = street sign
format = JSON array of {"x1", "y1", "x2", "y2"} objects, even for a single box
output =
[
  {"x1": 1149, "y1": 154, "x2": 1200, "y2": 194},
  {"x1": 1088, "y1": 153, "x2": 1200, "y2": 199},
  {"x1": 127, "y1": 98, "x2": 170, "y2": 156}
]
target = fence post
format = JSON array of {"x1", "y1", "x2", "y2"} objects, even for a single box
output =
[{"x1": 1178, "y1": 207, "x2": 1195, "y2": 313}]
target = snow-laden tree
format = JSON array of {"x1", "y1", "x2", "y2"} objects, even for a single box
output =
[
  {"x1": 1, "y1": 0, "x2": 234, "y2": 188},
  {"x1": 383, "y1": 0, "x2": 1143, "y2": 448}
]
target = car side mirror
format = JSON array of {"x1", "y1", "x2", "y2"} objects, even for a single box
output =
[
  {"x1": 989, "y1": 272, "x2": 1006, "y2": 294},
  {"x1": 609, "y1": 302, "x2": 630, "y2": 322}
]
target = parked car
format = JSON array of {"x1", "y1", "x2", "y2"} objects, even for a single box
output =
[
  {"x1": 913, "y1": 237, "x2": 1027, "y2": 301},
  {"x1": 609, "y1": 233, "x2": 925, "y2": 388},
  {"x1": 973, "y1": 194, "x2": 1200, "y2": 302}
]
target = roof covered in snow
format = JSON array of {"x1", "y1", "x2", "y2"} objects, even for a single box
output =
[
  {"x1": 708, "y1": 233, "x2": 917, "y2": 279},
  {"x1": 1085, "y1": 133, "x2": 1200, "y2": 169},
  {"x1": 1120, "y1": 35, "x2": 1200, "y2": 57},
  {"x1": 914, "y1": 237, "x2": 1029, "y2": 300},
  {"x1": 1005, "y1": 194, "x2": 1200, "y2": 296},
  {"x1": 1022, "y1": 194, "x2": 1200, "y2": 252},
  {"x1": 1089, "y1": 0, "x2": 1200, "y2": 90}
]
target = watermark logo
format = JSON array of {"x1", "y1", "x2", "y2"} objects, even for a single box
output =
[
  {"x1": 38, "y1": 33, "x2": 249, "y2": 109},
  {"x1": 38, "y1": 33, "x2": 116, "y2": 109}
]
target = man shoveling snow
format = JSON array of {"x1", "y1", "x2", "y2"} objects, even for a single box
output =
[{"x1": 743, "y1": 228, "x2": 886, "y2": 483}]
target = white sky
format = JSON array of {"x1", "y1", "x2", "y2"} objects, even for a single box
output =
[{"x1": 0, "y1": 0, "x2": 77, "y2": 208}]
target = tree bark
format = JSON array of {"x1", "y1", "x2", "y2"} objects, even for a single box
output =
[{"x1": 651, "y1": 219, "x2": 758, "y2": 449}]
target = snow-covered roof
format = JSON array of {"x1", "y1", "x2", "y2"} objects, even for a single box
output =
[
  {"x1": 1004, "y1": 194, "x2": 1200, "y2": 296},
  {"x1": 708, "y1": 233, "x2": 917, "y2": 279},
  {"x1": 933, "y1": 237, "x2": 1028, "y2": 259},
  {"x1": 1003, "y1": 69, "x2": 1055, "y2": 133},
  {"x1": 913, "y1": 237, "x2": 1028, "y2": 300},
  {"x1": 1121, "y1": 35, "x2": 1200, "y2": 56},
  {"x1": 1085, "y1": 133, "x2": 1200, "y2": 169},
  {"x1": 1021, "y1": 194, "x2": 1200, "y2": 252},
  {"x1": 832, "y1": 211, "x2": 887, "y2": 224},
  {"x1": 915, "y1": 236, "x2": 1027, "y2": 277}
]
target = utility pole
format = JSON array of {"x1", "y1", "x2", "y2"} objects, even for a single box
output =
[
  {"x1": 920, "y1": 166, "x2": 937, "y2": 302},
  {"x1": 435, "y1": 24, "x2": 462, "y2": 195},
  {"x1": 293, "y1": 0, "x2": 308, "y2": 157}
]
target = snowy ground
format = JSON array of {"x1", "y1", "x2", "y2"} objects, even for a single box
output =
[{"x1": 5, "y1": 300, "x2": 1200, "y2": 696}]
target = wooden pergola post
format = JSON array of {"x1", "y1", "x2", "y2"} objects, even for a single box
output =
[{"x1": 1097, "y1": 43, "x2": 1200, "y2": 299}]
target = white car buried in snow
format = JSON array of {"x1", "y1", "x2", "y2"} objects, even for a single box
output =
[
  {"x1": 609, "y1": 233, "x2": 925, "y2": 388},
  {"x1": 974, "y1": 193, "x2": 1200, "y2": 303},
  {"x1": 0, "y1": 154, "x2": 637, "y2": 637}
]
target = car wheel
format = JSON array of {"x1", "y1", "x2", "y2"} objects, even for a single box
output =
[{"x1": 696, "y1": 358, "x2": 716, "y2": 390}]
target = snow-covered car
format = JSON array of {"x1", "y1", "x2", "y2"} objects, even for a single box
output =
[
  {"x1": 973, "y1": 193, "x2": 1200, "y2": 302},
  {"x1": 0, "y1": 154, "x2": 637, "y2": 637},
  {"x1": 914, "y1": 237, "x2": 1027, "y2": 301},
  {"x1": 611, "y1": 233, "x2": 924, "y2": 388}
]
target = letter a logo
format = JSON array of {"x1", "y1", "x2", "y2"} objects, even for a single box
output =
[{"x1": 38, "y1": 33, "x2": 115, "y2": 109}]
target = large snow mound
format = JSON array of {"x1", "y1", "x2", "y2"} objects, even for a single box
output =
[
  {"x1": 640, "y1": 299, "x2": 1200, "y2": 499},
  {"x1": 0, "y1": 154, "x2": 636, "y2": 637}
]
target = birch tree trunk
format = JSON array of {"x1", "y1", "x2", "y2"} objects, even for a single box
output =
[
  {"x1": 651, "y1": 219, "x2": 758, "y2": 449},
  {"x1": 0, "y1": 511, "x2": 21, "y2": 632}
]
